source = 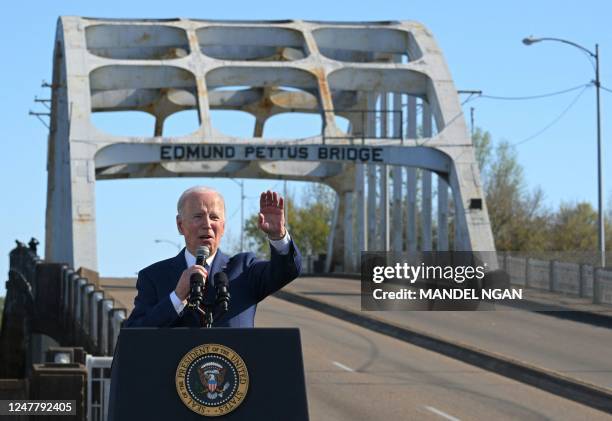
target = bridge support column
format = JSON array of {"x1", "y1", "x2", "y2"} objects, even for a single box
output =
[
  {"x1": 406, "y1": 168, "x2": 417, "y2": 252},
  {"x1": 438, "y1": 178, "x2": 449, "y2": 250},
  {"x1": 421, "y1": 100, "x2": 433, "y2": 251},
  {"x1": 422, "y1": 171, "x2": 432, "y2": 251},
  {"x1": 406, "y1": 96, "x2": 418, "y2": 252},
  {"x1": 379, "y1": 92, "x2": 390, "y2": 251},
  {"x1": 445, "y1": 154, "x2": 497, "y2": 267},
  {"x1": 366, "y1": 93, "x2": 378, "y2": 251},
  {"x1": 343, "y1": 192, "x2": 354, "y2": 272},
  {"x1": 392, "y1": 166, "x2": 403, "y2": 252},
  {"x1": 392, "y1": 93, "x2": 403, "y2": 253},
  {"x1": 46, "y1": 135, "x2": 98, "y2": 271},
  {"x1": 325, "y1": 193, "x2": 340, "y2": 272},
  {"x1": 380, "y1": 166, "x2": 390, "y2": 251},
  {"x1": 356, "y1": 164, "x2": 367, "y2": 256}
]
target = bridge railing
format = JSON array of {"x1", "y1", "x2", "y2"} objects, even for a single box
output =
[
  {"x1": 59, "y1": 267, "x2": 126, "y2": 355},
  {"x1": 85, "y1": 354, "x2": 112, "y2": 421},
  {"x1": 3, "y1": 239, "x2": 126, "y2": 358},
  {"x1": 1, "y1": 239, "x2": 128, "y2": 420},
  {"x1": 305, "y1": 251, "x2": 612, "y2": 306},
  {"x1": 498, "y1": 252, "x2": 612, "y2": 305}
]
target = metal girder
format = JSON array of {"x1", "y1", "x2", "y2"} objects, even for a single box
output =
[{"x1": 45, "y1": 17, "x2": 496, "y2": 271}]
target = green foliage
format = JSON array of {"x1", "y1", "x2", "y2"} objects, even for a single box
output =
[
  {"x1": 472, "y1": 128, "x2": 492, "y2": 172},
  {"x1": 244, "y1": 183, "x2": 334, "y2": 257},
  {"x1": 550, "y1": 202, "x2": 598, "y2": 251},
  {"x1": 473, "y1": 128, "x2": 612, "y2": 254},
  {"x1": 483, "y1": 140, "x2": 550, "y2": 251}
]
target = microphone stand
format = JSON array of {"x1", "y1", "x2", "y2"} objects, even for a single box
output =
[
  {"x1": 200, "y1": 272, "x2": 231, "y2": 327},
  {"x1": 189, "y1": 266, "x2": 231, "y2": 328},
  {"x1": 187, "y1": 276, "x2": 207, "y2": 324},
  {"x1": 201, "y1": 274, "x2": 215, "y2": 328},
  {"x1": 187, "y1": 246, "x2": 210, "y2": 326}
]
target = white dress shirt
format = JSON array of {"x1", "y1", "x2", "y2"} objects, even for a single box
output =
[{"x1": 169, "y1": 231, "x2": 292, "y2": 314}]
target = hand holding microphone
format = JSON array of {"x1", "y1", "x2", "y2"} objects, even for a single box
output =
[
  {"x1": 174, "y1": 246, "x2": 209, "y2": 303},
  {"x1": 188, "y1": 246, "x2": 210, "y2": 310}
]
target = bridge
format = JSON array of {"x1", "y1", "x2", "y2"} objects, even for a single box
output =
[
  {"x1": 3, "y1": 240, "x2": 612, "y2": 419},
  {"x1": 1, "y1": 16, "x2": 612, "y2": 420}
]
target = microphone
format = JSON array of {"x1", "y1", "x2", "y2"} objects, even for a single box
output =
[
  {"x1": 188, "y1": 246, "x2": 210, "y2": 310},
  {"x1": 195, "y1": 245, "x2": 209, "y2": 267},
  {"x1": 214, "y1": 272, "x2": 230, "y2": 320}
]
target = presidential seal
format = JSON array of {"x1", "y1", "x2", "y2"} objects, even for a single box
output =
[{"x1": 175, "y1": 344, "x2": 249, "y2": 417}]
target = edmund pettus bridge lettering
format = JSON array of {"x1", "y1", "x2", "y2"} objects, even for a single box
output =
[{"x1": 160, "y1": 144, "x2": 384, "y2": 163}]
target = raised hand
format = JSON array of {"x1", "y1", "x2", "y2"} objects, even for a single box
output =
[{"x1": 258, "y1": 190, "x2": 286, "y2": 240}]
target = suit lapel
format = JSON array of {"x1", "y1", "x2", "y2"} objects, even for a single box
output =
[
  {"x1": 169, "y1": 248, "x2": 187, "y2": 290},
  {"x1": 209, "y1": 250, "x2": 230, "y2": 283}
]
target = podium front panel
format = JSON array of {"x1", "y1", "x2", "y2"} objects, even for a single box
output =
[{"x1": 110, "y1": 328, "x2": 308, "y2": 420}]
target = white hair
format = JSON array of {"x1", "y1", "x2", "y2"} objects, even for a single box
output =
[{"x1": 177, "y1": 186, "x2": 225, "y2": 218}]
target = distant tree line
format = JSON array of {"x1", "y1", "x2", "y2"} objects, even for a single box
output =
[{"x1": 474, "y1": 128, "x2": 612, "y2": 259}]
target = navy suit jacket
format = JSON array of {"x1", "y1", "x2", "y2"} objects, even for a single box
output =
[{"x1": 124, "y1": 241, "x2": 301, "y2": 328}]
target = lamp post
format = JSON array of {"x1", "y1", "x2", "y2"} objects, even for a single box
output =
[
  {"x1": 230, "y1": 179, "x2": 245, "y2": 251},
  {"x1": 523, "y1": 36, "x2": 605, "y2": 267},
  {"x1": 154, "y1": 239, "x2": 182, "y2": 252}
]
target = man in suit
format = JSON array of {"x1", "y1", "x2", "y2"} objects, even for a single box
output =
[{"x1": 124, "y1": 186, "x2": 301, "y2": 328}]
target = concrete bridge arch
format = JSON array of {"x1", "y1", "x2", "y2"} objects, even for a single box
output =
[{"x1": 45, "y1": 16, "x2": 495, "y2": 272}]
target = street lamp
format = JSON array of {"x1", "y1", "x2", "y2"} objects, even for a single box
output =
[
  {"x1": 523, "y1": 35, "x2": 605, "y2": 267},
  {"x1": 154, "y1": 239, "x2": 182, "y2": 252},
  {"x1": 230, "y1": 179, "x2": 245, "y2": 251}
]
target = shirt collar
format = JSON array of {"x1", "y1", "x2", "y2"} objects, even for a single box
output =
[{"x1": 184, "y1": 248, "x2": 217, "y2": 268}]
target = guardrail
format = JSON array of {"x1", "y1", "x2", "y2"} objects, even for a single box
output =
[
  {"x1": 85, "y1": 355, "x2": 113, "y2": 421},
  {"x1": 304, "y1": 252, "x2": 612, "y2": 306},
  {"x1": 59, "y1": 266, "x2": 126, "y2": 355},
  {"x1": 499, "y1": 253, "x2": 612, "y2": 304},
  {"x1": 3, "y1": 239, "x2": 126, "y2": 359}
]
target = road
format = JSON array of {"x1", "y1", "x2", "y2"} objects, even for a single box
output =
[
  {"x1": 256, "y1": 296, "x2": 609, "y2": 420},
  {"x1": 103, "y1": 276, "x2": 611, "y2": 419},
  {"x1": 283, "y1": 277, "x2": 612, "y2": 390}
]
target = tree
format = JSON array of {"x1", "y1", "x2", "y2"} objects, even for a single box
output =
[
  {"x1": 550, "y1": 202, "x2": 598, "y2": 251},
  {"x1": 472, "y1": 127, "x2": 492, "y2": 173},
  {"x1": 473, "y1": 130, "x2": 550, "y2": 251}
]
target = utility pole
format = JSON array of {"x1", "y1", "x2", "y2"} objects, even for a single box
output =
[
  {"x1": 240, "y1": 180, "x2": 244, "y2": 251},
  {"x1": 230, "y1": 179, "x2": 245, "y2": 251},
  {"x1": 523, "y1": 36, "x2": 605, "y2": 267},
  {"x1": 284, "y1": 180, "x2": 289, "y2": 231},
  {"x1": 470, "y1": 107, "x2": 475, "y2": 139}
]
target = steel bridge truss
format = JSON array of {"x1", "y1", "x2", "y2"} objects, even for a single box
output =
[{"x1": 46, "y1": 17, "x2": 496, "y2": 271}]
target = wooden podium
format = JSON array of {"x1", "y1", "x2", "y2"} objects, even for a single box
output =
[{"x1": 109, "y1": 328, "x2": 309, "y2": 420}]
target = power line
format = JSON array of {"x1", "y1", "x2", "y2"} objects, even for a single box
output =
[
  {"x1": 479, "y1": 82, "x2": 591, "y2": 101},
  {"x1": 512, "y1": 84, "x2": 591, "y2": 146},
  {"x1": 601, "y1": 85, "x2": 612, "y2": 94}
]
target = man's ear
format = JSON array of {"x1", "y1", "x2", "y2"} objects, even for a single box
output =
[{"x1": 176, "y1": 215, "x2": 184, "y2": 235}]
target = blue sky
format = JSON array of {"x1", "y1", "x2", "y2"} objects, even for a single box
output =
[{"x1": 1, "y1": 0, "x2": 610, "y2": 294}]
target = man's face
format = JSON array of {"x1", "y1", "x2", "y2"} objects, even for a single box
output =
[{"x1": 176, "y1": 191, "x2": 225, "y2": 256}]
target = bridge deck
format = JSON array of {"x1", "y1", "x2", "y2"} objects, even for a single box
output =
[
  {"x1": 95, "y1": 276, "x2": 609, "y2": 419},
  {"x1": 284, "y1": 276, "x2": 612, "y2": 391}
]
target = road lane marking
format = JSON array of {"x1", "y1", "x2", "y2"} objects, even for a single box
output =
[
  {"x1": 424, "y1": 406, "x2": 461, "y2": 421},
  {"x1": 332, "y1": 361, "x2": 355, "y2": 372}
]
